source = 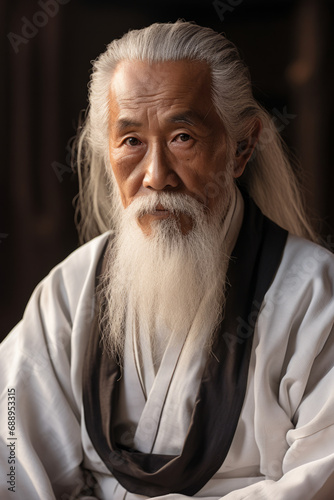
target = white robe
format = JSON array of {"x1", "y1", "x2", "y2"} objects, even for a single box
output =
[{"x1": 1, "y1": 219, "x2": 334, "y2": 499}]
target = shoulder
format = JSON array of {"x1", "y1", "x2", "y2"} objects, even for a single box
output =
[
  {"x1": 47, "y1": 231, "x2": 110, "y2": 284},
  {"x1": 261, "y1": 234, "x2": 334, "y2": 346},
  {"x1": 283, "y1": 233, "x2": 334, "y2": 265},
  {"x1": 53, "y1": 231, "x2": 111, "y2": 279},
  {"x1": 0, "y1": 232, "x2": 111, "y2": 398},
  {"x1": 2, "y1": 232, "x2": 111, "y2": 344},
  {"x1": 35, "y1": 231, "x2": 110, "y2": 307},
  {"x1": 41, "y1": 231, "x2": 112, "y2": 317},
  {"x1": 273, "y1": 234, "x2": 334, "y2": 293}
]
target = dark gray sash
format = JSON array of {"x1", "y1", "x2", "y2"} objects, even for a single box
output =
[{"x1": 82, "y1": 195, "x2": 288, "y2": 496}]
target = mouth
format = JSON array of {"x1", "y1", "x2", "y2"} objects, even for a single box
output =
[
  {"x1": 152, "y1": 203, "x2": 172, "y2": 215},
  {"x1": 136, "y1": 202, "x2": 193, "y2": 236},
  {"x1": 142, "y1": 203, "x2": 173, "y2": 218}
]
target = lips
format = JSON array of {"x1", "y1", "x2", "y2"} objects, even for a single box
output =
[
  {"x1": 147, "y1": 203, "x2": 173, "y2": 218},
  {"x1": 151, "y1": 203, "x2": 167, "y2": 212}
]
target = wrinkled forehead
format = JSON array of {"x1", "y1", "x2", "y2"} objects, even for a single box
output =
[{"x1": 108, "y1": 59, "x2": 220, "y2": 128}]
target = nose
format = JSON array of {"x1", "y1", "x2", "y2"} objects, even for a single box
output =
[{"x1": 142, "y1": 143, "x2": 180, "y2": 191}]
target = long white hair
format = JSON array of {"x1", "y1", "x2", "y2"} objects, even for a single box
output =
[{"x1": 74, "y1": 20, "x2": 318, "y2": 243}]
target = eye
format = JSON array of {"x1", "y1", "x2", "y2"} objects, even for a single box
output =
[
  {"x1": 175, "y1": 133, "x2": 191, "y2": 142},
  {"x1": 124, "y1": 137, "x2": 142, "y2": 146}
]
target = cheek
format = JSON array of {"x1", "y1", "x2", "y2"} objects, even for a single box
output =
[
  {"x1": 110, "y1": 160, "x2": 144, "y2": 207},
  {"x1": 108, "y1": 159, "x2": 128, "y2": 207},
  {"x1": 176, "y1": 149, "x2": 207, "y2": 187},
  {"x1": 189, "y1": 166, "x2": 231, "y2": 210},
  {"x1": 178, "y1": 156, "x2": 219, "y2": 202}
]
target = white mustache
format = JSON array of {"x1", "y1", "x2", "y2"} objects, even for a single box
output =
[{"x1": 126, "y1": 192, "x2": 205, "y2": 219}]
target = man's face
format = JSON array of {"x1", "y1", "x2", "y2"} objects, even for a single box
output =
[{"x1": 108, "y1": 59, "x2": 237, "y2": 235}]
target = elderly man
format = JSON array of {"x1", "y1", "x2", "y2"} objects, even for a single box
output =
[{"x1": 1, "y1": 21, "x2": 334, "y2": 500}]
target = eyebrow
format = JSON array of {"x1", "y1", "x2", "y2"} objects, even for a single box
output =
[
  {"x1": 115, "y1": 118, "x2": 143, "y2": 132},
  {"x1": 168, "y1": 111, "x2": 202, "y2": 126}
]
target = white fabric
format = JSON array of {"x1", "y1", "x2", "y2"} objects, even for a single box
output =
[{"x1": 1, "y1": 220, "x2": 334, "y2": 499}]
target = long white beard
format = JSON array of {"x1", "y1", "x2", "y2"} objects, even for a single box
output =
[{"x1": 99, "y1": 187, "x2": 235, "y2": 364}]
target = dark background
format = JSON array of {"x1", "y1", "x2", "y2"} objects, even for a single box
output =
[{"x1": 1, "y1": 0, "x2": 334, "y2": 340}]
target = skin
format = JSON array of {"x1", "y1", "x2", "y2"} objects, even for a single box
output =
[{"x1": 108, "y1": 59, "x2": 259, "y2": 235}]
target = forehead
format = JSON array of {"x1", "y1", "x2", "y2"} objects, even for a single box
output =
[{"x1": 108, "y1": 59, "x2": 216, "y2": 124}]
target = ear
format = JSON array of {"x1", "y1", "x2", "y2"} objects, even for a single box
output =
[{"x1": 233, "y1": 119, "x2": 262, "y2": 178}]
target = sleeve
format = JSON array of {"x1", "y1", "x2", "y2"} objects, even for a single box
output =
[{"x1": 0, "y1": 266, "x2": 100, "y2": 499}]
